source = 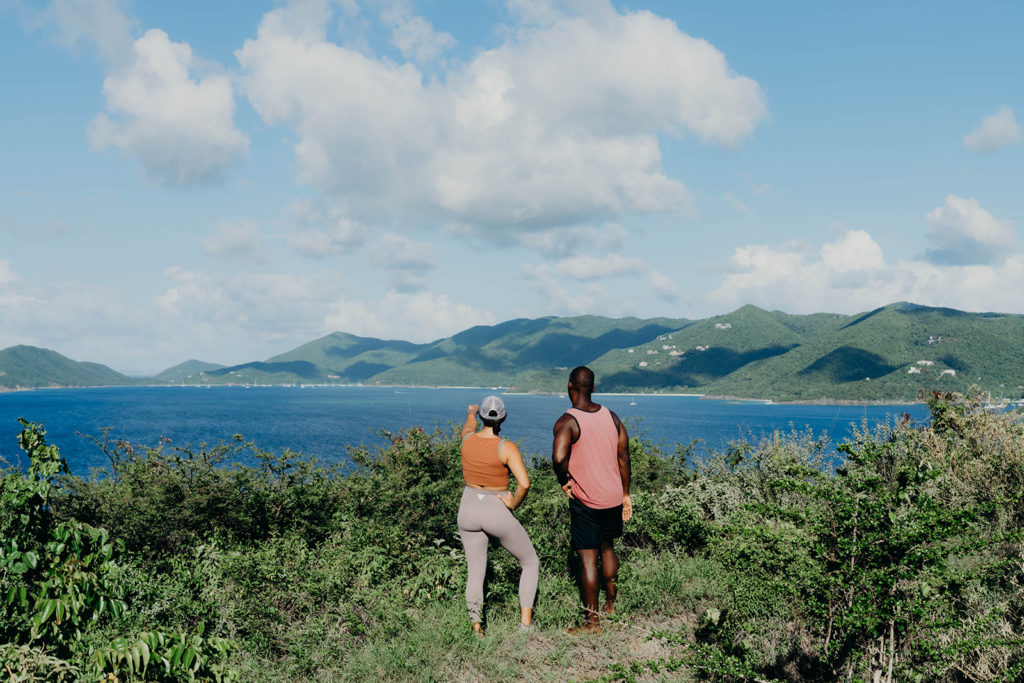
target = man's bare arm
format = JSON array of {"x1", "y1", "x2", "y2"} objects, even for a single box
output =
[
  {"x1": 551, "y1": 414, "x2": 576, "y2": 487},
  {"x1": 611, "y1": 410, "x2": 633, "y2": 521}
]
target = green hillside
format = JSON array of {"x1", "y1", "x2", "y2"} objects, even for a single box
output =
[
  {"x1": 198, "y1": 361, "x2": 329, "y2": 385},
  {"x1": 266, "y1": 332, "x2": 426, "y2": 381},
  {"x1": 706, "y1": 303, "x2": 1024, "y2": 401},
  {"x1": 0, "y1": 345, "x2": 133, "y2": 389},
  {"x1": 368, "y1": 315, "x2": 688, "y2": 388},
  {"x1": 6, "y1": 303, "x2": 1024, "y2": 401},
  {"x1": 586, "y1": 306, "x2": 848, "y2": 393},
  {"x1": 154, "y1": 359, "x2": 226, "y2": 382}
]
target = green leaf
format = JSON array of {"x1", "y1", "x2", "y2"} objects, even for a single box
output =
[
  {"x1": 36, "y1": 598, "x2": 56, "y2": 625},
  {"x1": 23, "y1": 550, "x2": 38, "y2": 569}
]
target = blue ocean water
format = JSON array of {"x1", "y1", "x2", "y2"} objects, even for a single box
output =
[{"x1": 0, "y1": 386, "x2": 930, "y2": 475}]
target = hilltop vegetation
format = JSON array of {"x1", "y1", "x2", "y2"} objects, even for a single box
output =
[
  {"x1": 0, "y1": 346, "x2": 136, "y2": 390},
  {"x1": 3, "y1": 303, "x2": 1024, "y2": 401},
  {"x1": 2, "y1": 392, "x2": 1021, "y2": 680}
]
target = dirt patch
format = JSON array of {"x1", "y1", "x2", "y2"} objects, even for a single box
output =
[{"x1": 450, "y1": 612, "x2": 697, "y2": 682}]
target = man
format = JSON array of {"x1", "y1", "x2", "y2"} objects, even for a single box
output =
[{"x1": 552, "y1": 366, "x2": 632, "y2": 633}]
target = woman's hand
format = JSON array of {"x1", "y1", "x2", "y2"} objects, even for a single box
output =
[
  {"x1": 498, "y1": 491, "x2": 515, "y2": 510},
  {"x1": 562, "y1": 480, "x2": 575, "y2": 499},
  {"x1": 467, "y1": 404, "x2": 478, "y2": 414},
  {"x1": 622, "y1": 494, "x2": 633, "y2": 522}
]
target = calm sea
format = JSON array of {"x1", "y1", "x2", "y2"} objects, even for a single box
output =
[{"x1": 0, "y1": 386, "x2": 930, "y2": 475}]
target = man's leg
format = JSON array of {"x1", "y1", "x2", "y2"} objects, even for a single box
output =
[
  {"x1": 576, "y1": 548, "x2": 601, "y2": 630},
  {"x1": 600, "y1": 540, "x2": 619, "y2": 613}
]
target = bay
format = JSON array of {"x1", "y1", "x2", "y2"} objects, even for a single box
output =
[{"x1": 0, "y1": 385, "x2": 930, "y2": 475}]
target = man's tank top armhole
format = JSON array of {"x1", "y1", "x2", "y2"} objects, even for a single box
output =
[{"x1": 563, "y1": 413, "x2": 581, "y2": 445}]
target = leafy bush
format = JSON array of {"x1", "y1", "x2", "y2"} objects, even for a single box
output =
[{"x1": 1, "y1": 420, "x2": 238, "y2": 681}]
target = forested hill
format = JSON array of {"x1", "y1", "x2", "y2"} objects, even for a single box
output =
[
  {"x1": 0, "y1": 345, "x2": 135, "y2": 390},
  {"x1": 4, "y1": 303, "x2": 1024, "y2": 401}
]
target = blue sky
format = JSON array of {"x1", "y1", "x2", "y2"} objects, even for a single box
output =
[{"x1": 2, "y1": 0, "x2": 1022, "y2": 375}]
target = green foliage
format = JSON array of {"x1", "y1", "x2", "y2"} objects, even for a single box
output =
[
  {"x1": 600, "y1": 392, "x2": 1024, "y2": 682},
  {"x1": 4, "y1": 391, "x2": 1023, "y2": 680},
  {"x1": 91, "y1": 627, "x2": 237, "y2": 682},
  {"x1": 1, "y1": 420, "x2": 238, "y2": 681}
]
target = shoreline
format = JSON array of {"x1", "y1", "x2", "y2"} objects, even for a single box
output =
[{"x1": 0, "y1": 382, "x2": 936, "y2": 407}]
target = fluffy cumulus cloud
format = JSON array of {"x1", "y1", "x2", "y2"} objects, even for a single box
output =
[
  {"x1": 0, "y1": 260, "x2": 143, "y2": 364},
  {"x1": 925, "y1": 195, "x2": 1017, "y2": 265},
  {"x1": 521, "y1": 263, "x2": 617, "y2": 315},
  {"x1": 200, "y1": 220, "x2": 265, "y2": 260},
  {"x1": 369, "y1": 231, "x2": 437, "y2": 291},
  {"x1": 155, "y1": 267, "x2": 344, "y2": 339},
  {"x1": 37, "y1": 0, "x2": 135, "y2": 62},
  {"x1": 288, "y1": 199, "x2": 369, "y2": 258},
  {"x1": 236, "y1": 0, "x2": 765, "y2": 230},
  {"x1": 963, "y1": 106, "x2": 1022, "y2": 153},
  {"x1": 711, "y1": 222, "x2": 1024, "y2": 315},
  {"x1": 88, "y1": 29, "x2": 248, "y2": 185},
  {"x1": 515, "y1": 224, "x2": 628, "y2": 259},
  {"x1": 324, "y1": 291, "x2": 494, "y2": 343},
  {"x1": 381, "y1": 1, "x2": 456, "y2": 63}
]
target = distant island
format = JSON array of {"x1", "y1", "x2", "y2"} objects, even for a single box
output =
[{"x1": 3, "y1": 302, "x2": 1024, "y2": 402}]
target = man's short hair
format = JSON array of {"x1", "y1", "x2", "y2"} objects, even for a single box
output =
[{"x1": 569, "y1": 366, "x2": 595, "y2": 392}]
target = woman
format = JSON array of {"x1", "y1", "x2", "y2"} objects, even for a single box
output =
[{"x1": 457, "y1": 395, "x2": 538, "y2": 636}]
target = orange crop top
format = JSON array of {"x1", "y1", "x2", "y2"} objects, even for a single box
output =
[{"x1": 461, "y1": 433, "x2": 509, "y2": 489}]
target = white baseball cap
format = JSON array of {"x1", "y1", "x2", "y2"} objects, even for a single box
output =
[{"x1": 478, "y1": 395, "x2": 506, "y2": 421}]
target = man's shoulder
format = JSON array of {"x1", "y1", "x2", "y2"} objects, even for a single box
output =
[{"x1": 553, "y1": 411, "x2": 577, "y2": 432}]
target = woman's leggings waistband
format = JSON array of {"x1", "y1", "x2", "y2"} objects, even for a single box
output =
[{"x1": 462, "y1": 485, "x2": 508, "y2": 496}]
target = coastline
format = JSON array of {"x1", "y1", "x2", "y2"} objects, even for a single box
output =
[{"x1": 0, "y1": 382, "x2": 933, "y2": 407}]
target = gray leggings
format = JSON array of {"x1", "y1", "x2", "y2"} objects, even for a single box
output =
[{"x1": 457, "y1": 487, "x2": 539, "y2": 622}]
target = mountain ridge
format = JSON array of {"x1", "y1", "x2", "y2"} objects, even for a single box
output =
[{"x1": 2, "y1": 304, "x2": 1022, "y2": 401}]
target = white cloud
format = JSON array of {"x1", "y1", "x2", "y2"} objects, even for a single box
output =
[
  {"x1": 371, "y1": 231, "x2": 437, "y2": 271},
  {"x1": 925, "y1": 195, "x2": 1016, "y2": 265},
  {"x1": 236, "y1": 0, "x2": 765, "y2": 231},
  {"x1": 521, "y1": 264, "x2": 615, "y2": 315},
  {"x1": 549, "y1": 253, "x2": 647, "y2": 280},
  {"x1": 36, "y1": 0, "x2": 135, "y2": 63},
  {"x1": 381, "y1": 3, "x2": 456, "y2": 63},
  {"x1": 963, "y1": 106, "x2": 1022, "y2": 153},
  {"x1": 154, "y1": 267, "x2": 354, "y2": 349},
  {"x1": 711, "y1": 228, "x2": 1024, "y2": 315},
  {"x1": 0, "y1": 259, "x2": 21, "y2": 288},
  {"x1": 324, "y1": 290, "x2": 495, "y2": 343},
  {"x1": 288, "y1": 199, "x2": 368, "y2": 258},
  {"x1": 0, "y1": 263, "x2": 140, "y2": 364},
  {"x1": 821, "y1": 229, "x2": 886, "y2": 273},
  {"x1": 648, "y1": 269, "x2": 683, "y2": 301},
  {"x1": 200, "y1": 220, "x2": 265, "y2": 260},
  {"x1": 366, "y1": 231, "x2": 437, "y2": 292},
  {"x1": 88, "y1": 29, "x2": 248, "y2": 185},
  {"x1": 515, "y1": 224, "x2": 627, "y2": 259}
]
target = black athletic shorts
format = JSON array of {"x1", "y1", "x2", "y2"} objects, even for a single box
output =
[{"x1": 569, "y1": 497, "x2": 623, "y2": 550}]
